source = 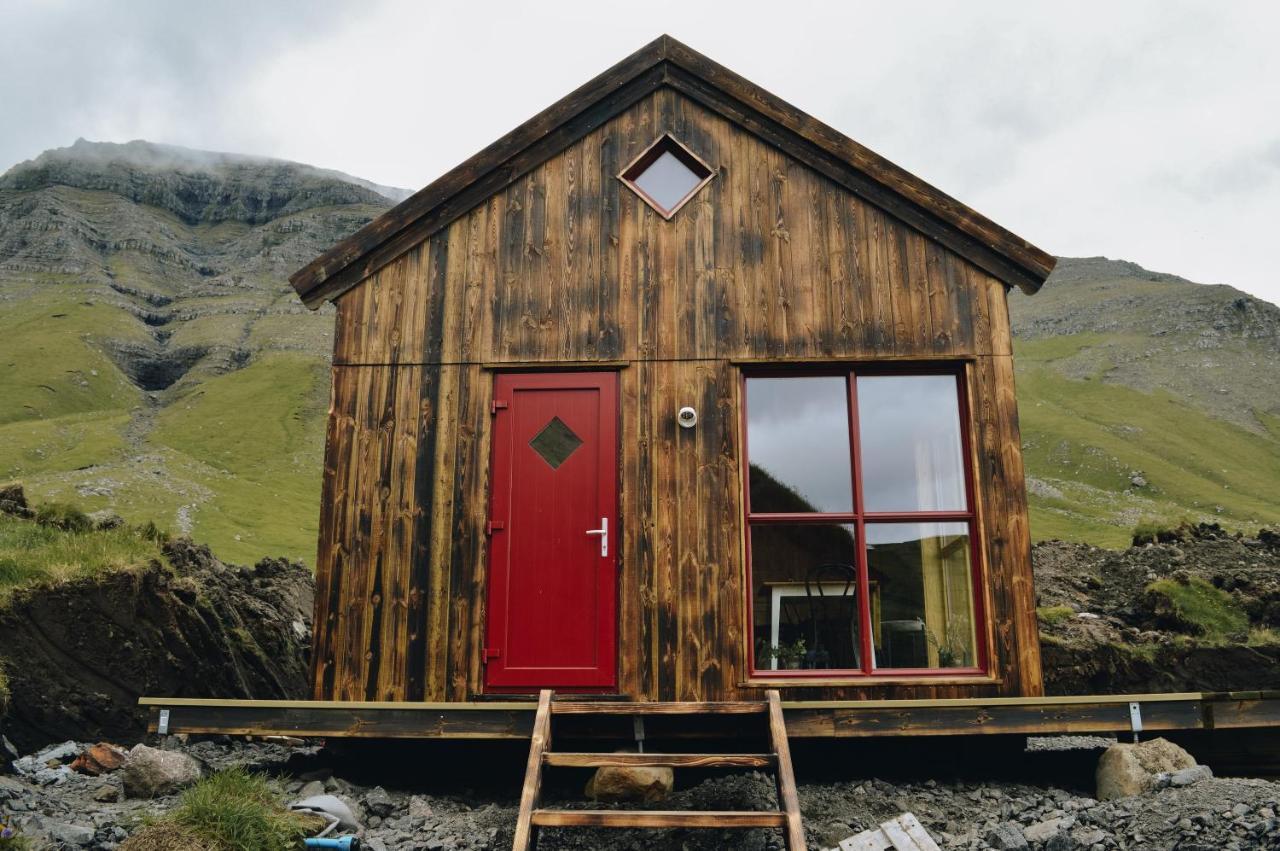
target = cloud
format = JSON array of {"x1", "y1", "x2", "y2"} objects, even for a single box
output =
[{"x1": 2, "y1": 0, "x2": 1278, "y2": 303}]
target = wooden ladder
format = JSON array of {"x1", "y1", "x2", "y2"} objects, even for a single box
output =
[{"x1": 512, "y1": 689, "x2": 805, "y2": 850}]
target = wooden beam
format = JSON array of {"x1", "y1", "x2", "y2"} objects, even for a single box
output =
[
  {"x1": 138, "y1": 694, "x2": 1280, "y2": 741},
  {"x1": 530, "y1": 809, "x2": 786, "y2": 828},
  {"x1": 551, "y1": 700, "x2": 767, "y2": 715},
  {"x1": 143, "y1": 703, "x2": 533, "y2": 739},
  {"x1": 512, "y1": 690, "x2": 553, "y2": 851},
  {"x1": 767, "y1": 691, "x2": 806, "y2": 851},
  {"x1": 544, "y1": 752, "x2": 776, "y2": 769}
]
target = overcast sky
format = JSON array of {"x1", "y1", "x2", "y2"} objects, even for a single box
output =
[{"x1": 3, "y1": 1, "x2": 1278, "y2": 303}]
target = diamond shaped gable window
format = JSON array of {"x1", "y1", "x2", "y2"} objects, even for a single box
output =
[
  {"x1": 619, "y1": 134, "x2": 714, "y2": 219},
  {"x1": 530, "y1": 416, "x2": 583, "y2": 469}
]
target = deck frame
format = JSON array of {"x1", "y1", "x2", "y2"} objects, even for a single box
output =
[{"x1": 139, "y1": 692, "x2": 1280, "y2": 741}]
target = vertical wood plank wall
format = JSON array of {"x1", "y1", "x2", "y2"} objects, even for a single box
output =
[{"x1": 313, "y1": 88, "x2": 1042, "y2": 703}]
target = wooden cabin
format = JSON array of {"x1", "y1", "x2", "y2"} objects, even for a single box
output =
[{"x1": 290, "y1": 36, "x2": 1056, "y2": 708}]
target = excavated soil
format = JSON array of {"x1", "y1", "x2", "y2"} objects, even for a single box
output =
[
  {"x1": 0, "y1": 538, "x2": 312, "y2": 754},
  {"x1": 1033, "y1": 524, "x2": 1280, "y2": 695}
]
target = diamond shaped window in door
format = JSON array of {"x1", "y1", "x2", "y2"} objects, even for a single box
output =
[
  {"x1": 529, "y1": 416, "x2": 583, "y2": 469},
  {"x1": 619, "y1": 134, "x2": 715, "y2": 219}
]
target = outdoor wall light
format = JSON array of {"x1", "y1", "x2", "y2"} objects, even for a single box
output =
[{"x1": 677, "y1": 406, "x2": 698, "y2": 428}]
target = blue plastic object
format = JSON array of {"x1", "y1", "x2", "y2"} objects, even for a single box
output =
[{"x1": 304, "y1": 838, "x2": 360, "y2": 850}]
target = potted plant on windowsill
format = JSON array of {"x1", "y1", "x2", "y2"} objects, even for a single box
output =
[{"x1": 767, "y1": 638, "x2": 808, "y2": 670}]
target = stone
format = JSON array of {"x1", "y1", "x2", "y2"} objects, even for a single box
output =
[
  {"x1": 1168, "y1": 765, "x2": 1213, "y2": 787},
  {"x1": 1095, "y1": 737, "x2": 1197, "y2": 800},
  {"x1": 363, "y1": 785, "x2": 396, "y2": 817},
  {"x1": 1072, "y1": 827, "x2": 1106, "y2": 846},
  {"x1": 93, "y1": 784, "x2": 121, "y2": 803},
  {"x1": 584, "y1": 755, "x2": 674, "y2": 803},
  {"x1": 89, "y1": 510, "x2": 125, "y2": 530},
  {"x1": 0, "y1": 482, "x2": 31, "y2": 517},
  {"x1": 408, "y1": 795, "x2": 435, "y2": 820},
  {"x1": 983, "y1": 822, "x2": 1029, "y2": 850},
  {"x1": 1024, "y1": 816, "x2": 1068, "y2": 843},
  {"x1": 71, "y1": 742, "x2": 128, "y2": 776},
  {"x1": 120, "y1": 743, "x2": 202, "y2": 799},
  {"x1": 1045, "y1": 833, "x2": 1082, "y2": 851},
  {"x1": 298, "y1": 779, "x2": 326, "y2": 799},
  {"x1": 46, "y1": 821, "x2": 95, "y2": 847}
]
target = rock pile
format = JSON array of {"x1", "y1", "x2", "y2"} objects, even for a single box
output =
[{"x1": 3, "y1": 735, "x2": 1278, "y2": 850}]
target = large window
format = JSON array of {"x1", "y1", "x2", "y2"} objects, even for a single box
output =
[{"x1": 744, "y1": 369, "x2": 984, "y2": 678}]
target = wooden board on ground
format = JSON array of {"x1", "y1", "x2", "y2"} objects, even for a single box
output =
[{"x1": 836, "y1": 813, "x2": 941, "y2": 851}]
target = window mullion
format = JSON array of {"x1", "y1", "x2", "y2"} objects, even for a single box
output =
[{"x1": 847, "y1": 371, "x2": 874, "y2": 673}]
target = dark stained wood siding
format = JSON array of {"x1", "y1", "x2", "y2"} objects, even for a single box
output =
[{"x1": 312, "y1": 87, "x2": 1042, "y2": 702}]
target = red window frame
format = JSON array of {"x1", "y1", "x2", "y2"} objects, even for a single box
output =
[{"x1": 740, "y1": 363, "x2": 989, "y2": 679}]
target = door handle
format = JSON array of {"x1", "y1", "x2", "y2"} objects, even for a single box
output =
[{"x1": 585, "y1": 517, "x2": 608, "y2": 557}]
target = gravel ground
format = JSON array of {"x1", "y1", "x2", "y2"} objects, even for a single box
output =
[{"x1": 3, "y1": 737, "x2": 1279, "y2": 850}]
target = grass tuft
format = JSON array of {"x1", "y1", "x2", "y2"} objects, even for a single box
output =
[
  {"x1": 1036, "y1": 605, "x2": 1076, "y2": 626},
  {"x1": 1145, "y1": 576, "x2": 1249, "y2": 642},
  {"x1": 154, "y1": 767, "x2": 313, "y2": 851},
  {"x1": 0, "y1": 510, "x2": 162, "y2": 599},
  {"x1": 33, "y1": 501, "x2": 93, "y2": 533}
]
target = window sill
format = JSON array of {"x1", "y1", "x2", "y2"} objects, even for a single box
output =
[{"x1": 739, "y1": 672, "x2": 1000, "y2": 689}]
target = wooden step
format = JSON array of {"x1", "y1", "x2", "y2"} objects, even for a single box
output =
[
  {"x1": 544, "y1": 752, "x2": 777, "y2": 769},
  {"x1": 551, "y1": 700, "x2": 767, "y2": 715},
  {"x1": 531, "y1": 809, "x2": 788, "y2": 828}
]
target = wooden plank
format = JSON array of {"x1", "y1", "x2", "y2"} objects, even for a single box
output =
[
  {"x1": 897, "y1": 813, "x2": 942, "y2": 851},
  {"x1": 879, "y1": 817, "x2": 922, "y2": 851},
  {"x1": 768, "y1": 691, "x2": 806, "y2": 851},
  {"x1": 784, "y1": 699, "x2": 1206, "y2": 738},
  {"x1": 1206, "y1": 698, "x2": 1280, "y2": 729},
  {"x1": 551, "y1": 701, "x2": 767, "y2": 715},
  {"x1": 840, "y1": 830, "x2": 894, "y2": 851},
  {"x1": 144, "y1": 705, "x2": 533, "y2": 739},
  {"x1": 530, "y1": 809, "x2": 786, "y2": 828},
  {"x1": 512, "y1": 690, "x2": 553, "y2": 851},
  {"x1": 544, "y1": 753, "x2": 776, "y2": 769}
]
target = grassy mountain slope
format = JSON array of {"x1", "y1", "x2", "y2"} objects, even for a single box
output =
[
  {"x1": 1010, "y1": 258, "x2": 1280, "y2": 545},
  {"x1": 0, "y1": 139, "x2": 394, "y2": 563},
  {"x1": 0, "y1": 141, "x2": 1275, "y2": 561}
]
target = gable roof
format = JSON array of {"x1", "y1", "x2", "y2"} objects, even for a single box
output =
[{"x1": 291, "y1": 35, "x2": 1055, "y2": 308}]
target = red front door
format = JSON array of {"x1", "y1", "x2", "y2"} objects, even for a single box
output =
[{"x1": 484, "y1": 372, "x2": 618, "y2": 692}]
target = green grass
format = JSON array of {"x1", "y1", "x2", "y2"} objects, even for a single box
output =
[
  {"x1": 0, "y1": 283, "x2": 142, "y2": 426},
  {"x1": 0, "y1": 660, "x2": 9, "y2": 716},
  {"x1": 0, "y1": 511, "x2": 162, "y2": 599},
  {"x1": 1016, "y1": 335, "x2": 1280, "y2": 545},
  {"x1": 0, "y1": 410, "x2": 130, "y2": 479},
  {"x1": 154, "y1": 767, "x2": 313, "y2": 851},
  {"x1": 1037, "y1": 605, "x2": 1076, "y2": 626},
  {"x1": 149, "y1": 351, "x2": 327, "y2": 563},
  {"x1": 1145, "y1": 576, "x2": 1249, "y2": 642}
]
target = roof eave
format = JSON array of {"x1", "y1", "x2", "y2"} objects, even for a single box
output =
[{"x1": 291, "y1": 35, "x2": 1053, "y2": 308}]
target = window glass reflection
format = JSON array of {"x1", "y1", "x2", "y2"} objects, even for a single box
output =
[
  {"x1": 750, "y1": 525, "x2": 862, "y2": 671},
  {"x1": 857, "y1": 375, "x2": 966, "y2": 512},
  {"x1": 866, "y1": 522, "x2": 976, "y2": 670},
  {"x1": 746, "y1": 377, "x2": 852, "y2": 513}
]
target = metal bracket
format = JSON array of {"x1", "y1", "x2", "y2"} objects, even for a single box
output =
[
  {"x1": 1128, "y1": 701, "x2": 1143, "y2": 742},
  {"x1": 157, "y1": 708, "x2": 171, "y2": 735},
  {"x1": 633, "y1": 716, "x2": 646, "y2": 754}
]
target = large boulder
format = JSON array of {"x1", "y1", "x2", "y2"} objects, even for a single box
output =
[
  {"x1": 1095, "y1": 737, "x2": 1198, "y2": 800},
  {"x1": 584, "y1": 755, "x2": 674, "y2": 803},
  {"x1": 120, "y1": 744, "x2": 202, "y2": 799}
]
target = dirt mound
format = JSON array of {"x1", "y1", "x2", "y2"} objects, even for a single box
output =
[
  {"x1": 0, "y1": 538, "x2": 313, "y2": 753},
  {"x1": 1033, "y1": 524, "x2": 1280, "y2": 694}
]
